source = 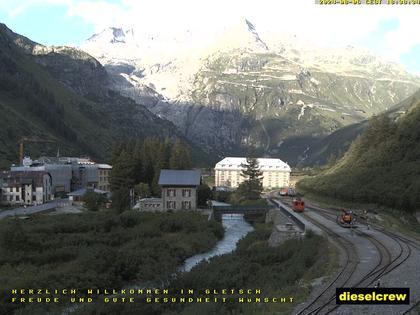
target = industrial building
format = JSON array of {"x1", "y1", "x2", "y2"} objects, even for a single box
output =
[
  {"x1": 10, "y1": 156, "x2": 112, "y2": 195},
  {"x1": 214, "y1": 157, "x2": 291, "y2": 189}
]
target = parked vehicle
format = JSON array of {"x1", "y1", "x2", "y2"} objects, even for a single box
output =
[{"x1": 279, "y1": 187, "x2": 297, "y2": 197}]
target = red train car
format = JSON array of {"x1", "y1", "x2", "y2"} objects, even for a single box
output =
[
  {"x1": 337, "y1": 209, "x2": 355, "y2": 227},
  {"x1": 292, "y1": 198, "x2": 305, "y2": 212}
]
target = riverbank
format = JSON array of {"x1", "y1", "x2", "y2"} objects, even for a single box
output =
[
  {"x1": 0, "y1": 210, "x2": 224, "y2": 315},
  {"x1": 80, "y1": 223, "x2": 333, "y2": 315}
]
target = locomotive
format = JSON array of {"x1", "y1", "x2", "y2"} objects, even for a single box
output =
[
  {"x1": 292, "y1": 198, "x2": 305, "y2": 212},
  {"x1": 337, "y1": 209, "x2": 356, "y2": 227}
]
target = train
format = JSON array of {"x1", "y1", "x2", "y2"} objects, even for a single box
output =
[
  {"x1": 279, "y1": 187, "x2": 297, "y2": 197},
  {"x1": 337, "y1": 209, "x2": 356, "y2": 227},
  {"x1": 292, "y1": 198, "x2": 305, "y2": 212}
]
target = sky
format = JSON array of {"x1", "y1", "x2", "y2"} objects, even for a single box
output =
[{"x1": 0, "y1": 0, "x2": 420, "y2": 73}]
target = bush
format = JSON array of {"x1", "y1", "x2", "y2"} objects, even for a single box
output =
[
  {"x1": 83, "y1": 191, "x2": 105, "y2": 211},
  {"x1": 0, "y1": 211, "x2": 224, "y2": 314}
]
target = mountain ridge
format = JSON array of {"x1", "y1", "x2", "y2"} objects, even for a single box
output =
[
  {"x1": 81, "y1": 19, "x2": 420, "y2": 164},
  {"x1": 0, "y1": 24, "x2": 209, "y2": 168},
  {"x1": 299, "y1": 92, "x2": 420, "y2": 212}
]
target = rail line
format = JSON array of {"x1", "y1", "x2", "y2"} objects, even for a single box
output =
[
  {"x1": 308, "y1": 206, "x2": 420, "y2": 315},
  {"x1": 294, "y1": 211, "x2": 358, "y2": 315},
  {"x1": 305, "y1": 202, "x2": 416, "y2": 314},
  {"x1": 277, "y1": 198, "x2": 416, "y2": 314},
  {"x1": 298, "y1": 208, "x2": 395, "y2": 314}
]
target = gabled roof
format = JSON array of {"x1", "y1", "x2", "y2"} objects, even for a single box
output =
[{"x1": 158, "y1": 169, "x2": 201, "y2": 186}]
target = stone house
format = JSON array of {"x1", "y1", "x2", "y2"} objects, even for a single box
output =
[{"x1": 158, "y1": 169, "x2": 201, "y2": 211}]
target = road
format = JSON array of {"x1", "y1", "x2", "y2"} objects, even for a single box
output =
[{"x1": 0, "y1": 198, "x2": 70, "y2": 219}]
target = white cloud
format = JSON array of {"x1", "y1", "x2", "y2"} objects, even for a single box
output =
[
  {"x1": 4, "y1": 0, "x2": 420, "y2": 69},
  {"x1": 66, "y1": 1, "x2": 128, "y2": 32},
  {"x1": 383, "y1": 11, "x2": 420, "y2": 60}
]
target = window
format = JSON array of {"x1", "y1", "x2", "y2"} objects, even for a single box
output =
[
  {"x1": 182, "y1": 189, "x2": 191, "y2": 197},
  {"x1": 166, "y1": 189, "x2": 176, "y2": 197},
  {"x1": 166, "y1": 201, "x2": 176, "y2": 210},
  {"x1": 182, "y1": 201, "x2": 191, "y2": 210}
]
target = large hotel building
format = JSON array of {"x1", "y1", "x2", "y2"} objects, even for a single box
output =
[{"x1": 215, "y1": 157, "x2": 291, "y2": 189}]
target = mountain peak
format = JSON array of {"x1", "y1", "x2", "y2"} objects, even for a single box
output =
[
  {"x1": 86, "y1": 27, "x2": 135, "y2": 44},
  {"x1": 213, "y1": 19, "x2": 269, "y2": 52},
  {"x1": 245, "y1": 19, "x2": 256, "y2": 32}
]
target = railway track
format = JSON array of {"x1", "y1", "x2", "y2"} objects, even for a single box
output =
[
  {"x1": 307, "y1": 206, "x2": 410, "y2": 314},
  {"x1": 276, "y1": 198, "x2": 417, "y2": 314},
  {"x1": 311, "y1": 205, "x2": 419, "y2": 315},
  {"x1": 293, "y1": 211, "x2": 358, "y2": 315},
  {"x1": 296, "y1": 208, "x2": 395, "y2": 314}
]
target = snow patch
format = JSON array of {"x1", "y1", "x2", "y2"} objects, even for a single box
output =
[
  {"x1": 289, "y1": 89, "x2": 303, "y2": 94},
  {"x1": 298, "y1": 104, "x2": 310, "y2": 120},
  {"x1": 310, "y1": 77, "x2": 320, "y2": 85}
]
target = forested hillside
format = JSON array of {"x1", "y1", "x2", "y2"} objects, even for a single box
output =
[
  {"x1": 299, "y1": 93, "x2": 420, "y2": 212},
  {"x1": 0, "y1": 24, "x2": 207, "y2": 168}
]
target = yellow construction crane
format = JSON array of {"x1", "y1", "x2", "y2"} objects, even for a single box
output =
[{"x1": 18, "y1": 137, "x2": 55, "y2": 164}]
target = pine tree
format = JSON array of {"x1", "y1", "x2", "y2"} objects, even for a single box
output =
[
  {"x1": 197, "y1": 184, "x2": 212, "y2": 207},
  {"x1": 237, "y1": 157, "x2": 263, "y2": 200},
  {"x1": 169, "y1": 139, "x2": 192, "y2": 170},
  {"x1": 134, "y1": 182, "x2": 151, "y2": 199},
  {"x1": 110, "y1": 148, "x2": 136, "y2": 211}
]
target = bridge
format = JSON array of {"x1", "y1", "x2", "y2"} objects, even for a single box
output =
[{"x1": 211, "y1": 205, "x2": 273, "y2": 222}]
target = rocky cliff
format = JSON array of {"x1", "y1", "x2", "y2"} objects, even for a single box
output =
[{"x1": 81, "y1": 20, "x2": 420, "y2": 164}]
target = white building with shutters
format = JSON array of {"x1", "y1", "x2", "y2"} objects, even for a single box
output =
[{"x1": 215, "y1": 157, "x2": 291, "y2": 189}]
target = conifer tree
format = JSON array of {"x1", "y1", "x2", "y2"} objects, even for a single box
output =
[
  {"x1": 169, "y1": 139, "x2": 192, "y2": 170},
  {"x1": 237, "y1": 157, "x2": 263, "y2": 200},
  {"x1": 110, "y1": 149, "x2": 136, "y2": 211}
]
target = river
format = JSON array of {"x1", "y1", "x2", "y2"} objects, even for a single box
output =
[{"x1": 181, "y1": 214, "x2": 254, "y2": 272}]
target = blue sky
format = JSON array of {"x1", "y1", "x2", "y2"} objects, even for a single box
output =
[
  {"x1": 0, "y1": 2, "x2": 94, "y2": 46},
  {"x1": 0, "y1": 0, "x2": 419, "y2": 74}
]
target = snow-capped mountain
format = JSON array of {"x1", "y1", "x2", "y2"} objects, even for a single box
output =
[
  {"x1": 80, "y1": 19, "x2": 420, "y2": 164},
  {"x1": 86, "y1": 27, "x2": 136, "y2": 44}
]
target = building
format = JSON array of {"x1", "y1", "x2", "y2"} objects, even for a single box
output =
[
  {"x1": 98, "y1": 164, "x2": 112, "y2": 192},
  {"x1": 0, "y1": 170, "x2": 52, "y2": 206},
  {"x1": 215, "y1": 157, "x2": 291, "y2": 189},
  {"x1": 10, "y1": 156, "x2": 112, "y2": 195},
  {"x1": 135, "y1": 198, "x2": 164, "y2": 212},
  {"x1": 158, "y1": 169, "x2": 201, "y2": 211}
]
